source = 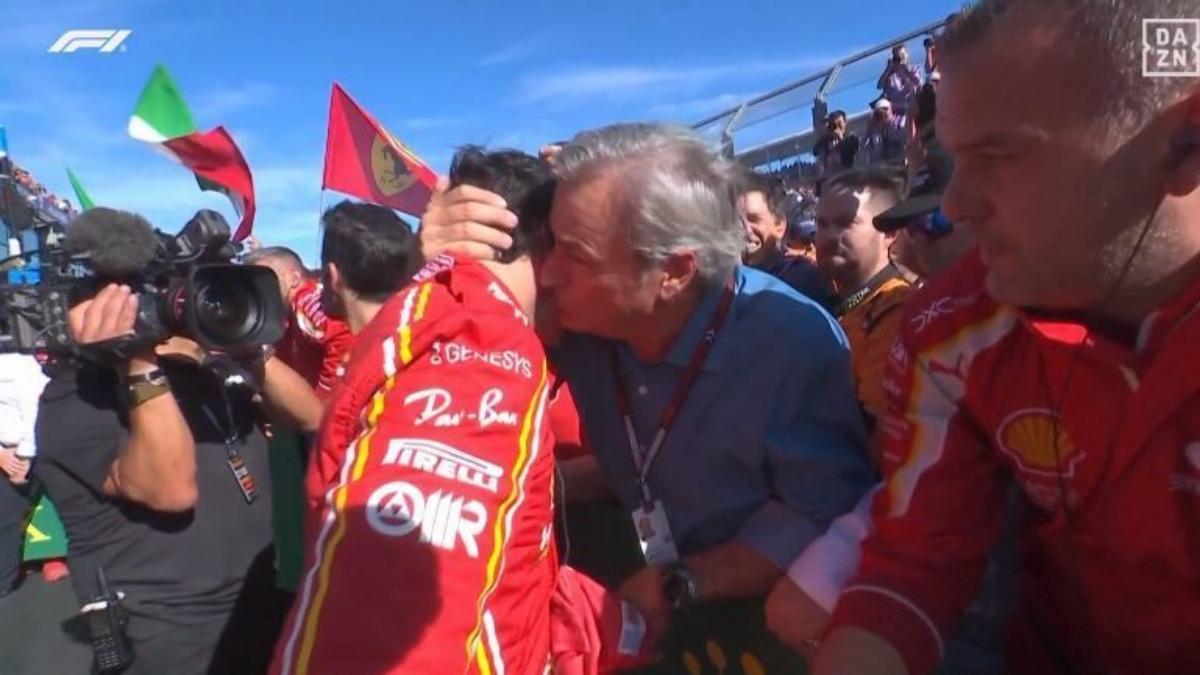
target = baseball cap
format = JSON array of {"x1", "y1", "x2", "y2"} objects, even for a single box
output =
[
  {"x1": 872, "y1": 98, "x2": 893, "y2": 112},
  {"x1": 789, "y1": 219, "x2": 817, "y2": 242},
  {"x1": 873, "y1": 138, "x2": 954, "y2": 232}
]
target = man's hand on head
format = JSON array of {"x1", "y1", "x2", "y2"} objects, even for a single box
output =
[{"x1": 419, "y1": 176, "x2": 519, "y2": 262}]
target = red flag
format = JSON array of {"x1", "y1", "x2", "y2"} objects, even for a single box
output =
[
  {"x1": 322, "y1": 84, "x2": 437, "y2": 215},
  {"x1": 163, "y1": 126, "x2": 257, "y2": 241}
]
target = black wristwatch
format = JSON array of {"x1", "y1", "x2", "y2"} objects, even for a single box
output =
[{"x1": 661, "y1": 563, "x2": 699, "y2": 612}]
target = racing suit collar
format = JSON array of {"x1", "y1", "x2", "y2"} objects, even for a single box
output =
[{"x1": 1020, "y1": 268, "x2": 1200, "y2": 363}]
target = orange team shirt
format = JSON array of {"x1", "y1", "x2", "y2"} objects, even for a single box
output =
[{"x1": 840, "y1": 274, "x2": 912, "y2": 465}]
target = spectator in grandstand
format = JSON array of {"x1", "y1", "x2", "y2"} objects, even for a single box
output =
[
  {"x1": 813, "y1": 167, "x2": 912, "y2": 444},
  {"x1": 419, "y1": 123, "x2": 874, "y2": 672},
  {"x1": 245, "y1": 246, "x2": 355, "y2": 400},
  {"x1": 0, "y1": 353, "x2": 49, "y2": 598},
  {"x1": 739, "y1": 171, "x2": 836, "y2": 308},
  {"x1": 814, "y1": 111, "x2": 860, "y2": 177},
  {"x1": 860, "y1": 99, "x2": 907, "y2": 167},
  {"x1": 814, "y1": 0, "x2": 1200, "y2": 673},
  {"x1": 923, "y1": 37, "x2": 938, "y2": 82},
  {"x1": 877, "y1": 44, "x2": 921, "y2": 116}
]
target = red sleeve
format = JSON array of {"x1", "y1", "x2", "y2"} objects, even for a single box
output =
[
  {"x1": 314, "y1": 319, "x2": 352, "y2": 399},
  {"x1": 828, "y1": 295, "x2": 1012, "y2": 675},
  {"x1": 548, "y1": 376, "x2": 588, "y2": 460}
]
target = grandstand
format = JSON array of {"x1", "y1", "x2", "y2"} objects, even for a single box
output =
[
  {"x1": 0, "y1": 158, "x2": 74, "y2": 268},
  {"x1": 692, "y1": 17, "x2": 950, "y2": 171}
]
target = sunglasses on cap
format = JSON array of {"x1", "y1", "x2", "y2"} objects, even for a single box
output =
[{"x1": 904, "y1": 207, "x2": 953, "y2": 239}]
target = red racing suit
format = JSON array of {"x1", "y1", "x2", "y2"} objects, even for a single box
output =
[
  {"x1": 273, "y1": 254, "x2": 558, "y2": 675},
  {"x1": 829, "y1": 250, "x2": 1200, "y2": 674},
  {"x1": 275, "y1": 278, "x2": 353, "y2": 398}
]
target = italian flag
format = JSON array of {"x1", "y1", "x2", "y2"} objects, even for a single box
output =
[{"x1": 128, "y1": 65, "x2": 256, "y2": 241}]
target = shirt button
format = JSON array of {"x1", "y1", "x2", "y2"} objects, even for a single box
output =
[{"x1": 637, "y1": 385, "x2": 648, "y2": 396}]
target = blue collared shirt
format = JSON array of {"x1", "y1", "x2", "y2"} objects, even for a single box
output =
[{"x1": 558, "y1": 265, "x2": 875, "y2": 569}]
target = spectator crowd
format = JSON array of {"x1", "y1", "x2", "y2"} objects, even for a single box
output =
[
  {"x1": 3, "y1": 1, "x2": 1200, "y2": 674},
  {"x1": 3, "y1": 161, "x2": 77, "y2": 220}
]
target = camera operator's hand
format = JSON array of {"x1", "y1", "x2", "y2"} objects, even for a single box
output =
[
  {"x1": 68, "y1": 284, "x2": 162, "y2": 375},
  {"x1": 419, "y1": 176, "x2": 518, "y2": 262},
  {"x1": 68, "y1": 284, "x2": 138, "y2": 344}
]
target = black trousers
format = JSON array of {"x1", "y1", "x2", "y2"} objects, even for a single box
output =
[
  {"x1": 0, "y1": 478, "x2": 34, "y2": 595},
  {"x1": 117, "y1": 546, "x2": 292, "y2": 675}
]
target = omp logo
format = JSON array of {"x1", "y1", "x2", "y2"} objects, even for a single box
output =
[
  {"x1": 48, "y1": 29, "x2": 132, "y2": 53},
  {"x1": 382, "y1": 438, "x2": 503, "y2": 493},
  {"x1": 365, "y1": 480, "x2": 488, "y2": 557}
]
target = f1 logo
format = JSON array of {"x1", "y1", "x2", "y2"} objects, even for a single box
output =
[{"x1": 48, "y1": 29, "x2": 133, "y2": 54}]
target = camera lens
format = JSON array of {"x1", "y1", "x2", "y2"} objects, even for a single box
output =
[{"x1": 194, "y1": 281, "x2": 256, "y2": 343}]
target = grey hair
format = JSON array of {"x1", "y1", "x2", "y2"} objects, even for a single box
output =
[
  {"x1": 939, "y1": 0, "x2": 1199, "y2": 134},
  {"x1": 555, "y1": 123, "x2": 746, "y2": 287}
]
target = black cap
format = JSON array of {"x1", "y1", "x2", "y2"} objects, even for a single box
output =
[{"x1": 873, "y1": 137, "x2": 954, "y2": 232}]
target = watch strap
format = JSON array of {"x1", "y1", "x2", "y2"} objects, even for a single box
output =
[
  {"x1": 127, "y1": 381, "x2": 171, "y2": 407},
  {"x1": 123, "y1": 368, "x2": 166, "y2": 386}
]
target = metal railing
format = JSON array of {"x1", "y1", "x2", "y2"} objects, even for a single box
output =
[{"x1": 692, "y1": 17, "x2": 950, "y2": 168}]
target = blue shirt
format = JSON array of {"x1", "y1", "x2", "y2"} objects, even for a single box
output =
[{"x1": 558, "y1": 265, "x2": 874, "y2": 569}]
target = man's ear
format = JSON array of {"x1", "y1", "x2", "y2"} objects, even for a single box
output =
[
  {"x1": 325, "y1": 263, "x2": 343, "y2": 292},
  {"x1": 659, "y1": 250, "x2": 700, "y2": 301},
  {"x1": 286, "y1": 268, "x2": 304, "y2": 293},
  {"x1": 1166, "y1": 93, "x2": 1200, "y2": 196}
]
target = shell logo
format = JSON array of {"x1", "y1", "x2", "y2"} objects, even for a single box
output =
[
  {"x1": 996, "y1": 408, "x2": 1085, "y2": 477},
  {"x1": 370, "y1": 134, "x2": 416, "y2": 197}
]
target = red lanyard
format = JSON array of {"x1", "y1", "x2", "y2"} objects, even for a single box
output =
[{"x1": 609, "y1": 277, "x2": 736, "y2": 506}]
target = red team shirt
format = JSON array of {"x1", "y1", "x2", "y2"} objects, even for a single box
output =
[
  {"x1": 830, "y1": 251, "x2": 1200, "y2": 674},
  {"x1": 275, "y1": 279, "x2": 354, "y2": 399},
  {"x1": 273, "y1": 255, "x2": 558, "y2": 675}
]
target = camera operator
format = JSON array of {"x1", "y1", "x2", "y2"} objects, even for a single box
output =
[{"x1": 33, "y1": 208, "x2": 318, "y2": 675}]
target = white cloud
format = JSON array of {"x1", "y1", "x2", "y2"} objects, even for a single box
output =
[
  {"x1": 398, "y1": 116, "x2": 468, "y2": 131},
  {"x1": 514, "y1": 56, "x2": 843, "y2": 107},
  {"x1": 478, "y1": 38, "x2": 544, "y2": 67},
  {"x1": 191, "y1": 82, "x2": 277, "y2": 121},
  {"x1": 646, "y1": 92, "x2": 757, "y2": 121}
]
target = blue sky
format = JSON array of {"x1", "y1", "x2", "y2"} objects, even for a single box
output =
[{"x1": 0, "y1": 0, "x2": 960, "y2": 264}]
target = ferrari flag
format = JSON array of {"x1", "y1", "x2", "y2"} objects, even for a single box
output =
[{"x1": 322, "y1": 83, "x2": 437, "y2": 215}]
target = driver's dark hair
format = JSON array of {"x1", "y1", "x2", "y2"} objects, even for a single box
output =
[
  {"x1": 320, "y1": 201, "x2": 417, "y2": 302},
  {"x1": 447, "y1": 146, "x2": 555, "y2": 264}
]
